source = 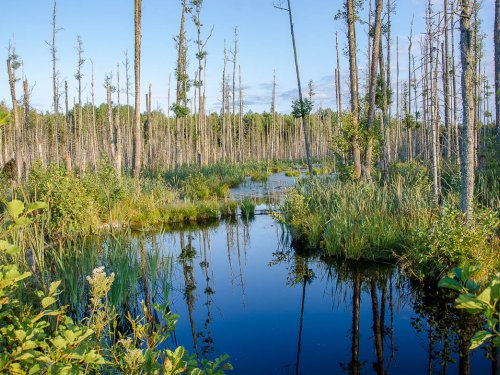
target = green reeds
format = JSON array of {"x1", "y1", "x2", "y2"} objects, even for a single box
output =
[{"x1": 281, "y1": 173, "x2": 435, "y2": 260}]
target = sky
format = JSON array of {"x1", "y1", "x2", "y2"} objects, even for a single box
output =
[{"x1": 0, "y1": 0, "x2": 497, "y2": 115}]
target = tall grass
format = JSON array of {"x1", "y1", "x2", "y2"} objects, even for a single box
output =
[{"x1": 281, "y1": 171, "x2": 435, "y2": 260}]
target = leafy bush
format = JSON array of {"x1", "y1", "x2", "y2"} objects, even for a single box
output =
[
  {"x1": 439, "y1": 266, "x2": 500, "y2": 350},
  {"x1": 28, "y1": 164, "x2": 100, "y2": 234},
  {"x1": 83, "y1": 159, "x2": 127, "y2": 211},
  {"x1": 406, "y1": 206, "x2": 499, "y2": 280}
]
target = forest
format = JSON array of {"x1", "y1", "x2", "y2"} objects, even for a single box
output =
[{"x1": 0, "y1": 0, "x2": 499, "y2": 374}]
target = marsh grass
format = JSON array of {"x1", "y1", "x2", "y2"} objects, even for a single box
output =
[
  {"x1": 281, "y1": 173, "x2": 435, "y2": 260},
  {"x1": 240, "y1": 198, "x2": 256, "y2": 220}
]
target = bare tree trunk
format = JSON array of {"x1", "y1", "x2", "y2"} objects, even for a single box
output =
[
  {"x1": 364, "y1": 0, "x2": 383, "y2": 178},
  {"x1": 222, "y1": 40, "x2": 227, "y2": 161},
  {"x1": 239, "y1": 65, "x2": 243, "y2": 162},
  {"x1": 133, "y1": 0, "x2": 142, "y2": 177},
  {"x1": 459, "y1": 0, "x2": 476, "y2": 222},
  {"x1": 232, "y1": 27, "x2": 238, "y2": 163},
  {"x1": 444, "y1": 0, "x2": 452, "y2": 159},
  {"x1": 116, "y1": 63, "x2": 122, "y2": 175},
  {"x1": 6, "y1": 58, "x2": 22, "y2": 182},
  {"x1": 280, "y1": 0, "x2": 313, "y2": 176},
  {"x1": 346, "y1": 0, "x2": 362, "y2": 179},
  {"x1": 495, "y1": 0, "x2": 500, "y2": 141},
  {"x1": 51, "y1": 0, "x2": 59, "y2": 167}
]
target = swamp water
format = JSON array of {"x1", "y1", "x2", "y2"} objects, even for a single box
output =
[{"x1": 55, "y1": 176, "x2": 497, "y2": 374}]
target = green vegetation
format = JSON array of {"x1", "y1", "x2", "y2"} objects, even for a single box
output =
[
  {"x1": 1, "y1": 161, "x2": 286, "y2": 235},
  {"x1": 404, "y1": 206, "x2": 499, "y2": 280},
  {"x1": 280, "y1": 160, "x2": 499, "y2": 281},
  {"x1": 0, "y1": 199, "x2": 232, "y2": 374},
  {"x1": 439, "y1": 266, "x2": 500, "y2": 350},
  {"x1": 240, "y1": 198, "x2": 256, "y2": 220},
  {"x1": 280, "y1": 166, "x2": 435, "y2": 260},
  {"x1": 284, "y1": 170, "x2": 301, "y2": 177}
]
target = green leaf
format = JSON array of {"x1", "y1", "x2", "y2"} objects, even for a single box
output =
[
  {"x1": 438, "y1": 277, "x2": 462, "y2": 292},
  {"x1": 470, "y1": 330, "x2": 492, "y2": 349},
  {"x1": 51, "y1": 336, "x2": 67, "y2": 350},
  {"x1": 6, "y1": 200, "x2": 24, "y2": 219},
  {"x1": 49, "y1": 280, "x2": 61, "y2": 295},
  {"x1": 41, "y1": 296, "x2": 57, "y2": 309},
  {"x1": 455, "y1": 295, "x2": 485, "y2": 314},
  {"x1": 477, "y1": 287, "x2": 491, "y2": 305},
  {"x1": 13, "y1": 217, "x2": 33, "y2": 228},
  {"x1": 0, "y1": 240, "x2": 20, "y2": 256},
  {"x1": 490, "y1": 283, "x2": 500, "y2": 301},
  {"x1": 492, "y1": 336, "x2": 500, "y2": 348},
  {"x1": 25, "y1": 201, "x2": 48, "y2": 214}
]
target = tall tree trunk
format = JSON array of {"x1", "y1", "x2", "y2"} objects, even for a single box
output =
[
  {"x1": 346, "y1": 0, "x2": 362, "y2": 179},
  {"x1": 444, "y1": 0, "x2": 452, "y2": 159},
  {"x1": 133, "y1": 0, "x2": 142, "y2": 177},
  {"x1": 460, "y1": 0, "x2": 476, "y2": 222},
  {"x1": 175, "y1": 0, "x2": 187, "y2": 168},
  {"x1": 364, "y1": 0, "x2": 384, "y2": 178},
  {"x1": 495, "y1": 0, "x2": 500, "y2": 142},
  {"x1": 283, "y1": 0, "x2": 313, "y2": 176},
  {"x1": 6, "y1": 58, "x2": 22, "y2": 182},
  {"x1": 116, "y1": 63, "x2": 122, "y2": 175}
]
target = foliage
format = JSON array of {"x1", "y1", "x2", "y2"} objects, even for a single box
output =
[
  {"x1": 439, "y1": 266, "x2": 500, "y2": 350},
  {"x1": 28, "y1": 164, "x2": 100, "y2": 235},
  {"x1": 240, "y1": 198, "x2": 256, "y2": 220},
  {"x1": 291, "y1": 98, "x2": 313, "y2": 119},
  {"x1": 406, "y1": 206, "x2": 499, "y2": 280},
  {"x1": 0, "y1": 200, "x2": 233, "y2": 374},
  {"x1": 281, "y1": 171, "x2": 435, "y2": 259}
]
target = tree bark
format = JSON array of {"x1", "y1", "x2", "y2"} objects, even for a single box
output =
[
  {"x1": 346, "y1": 0, "x2": 362, "y2": 179},
  {"x1": 364, "y1": 0, "x2": 384, "y2": 178},
  {"x1": 6, "y1": 58, "x2": 22, "y2": 182},
  {"x1": 495, "y1": 0, "x2": 500, "y2": 141},
  {"x1": 285, "y1": 0, "x2": 313, "y2": 176},
  {"x1": 460, "y1": 0, "x2": 476, "y2": 222},
  {"x1": 133, "y1": 0, "x2": 142, "y2": 177}
]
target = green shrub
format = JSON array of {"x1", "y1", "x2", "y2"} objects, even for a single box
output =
[
  {"x1": 439, "y1": 266, "x2": 500, "y2": 350},
  {"x1": 406, "y1": 206, "x2": 499, "y2": 280},
  {"x1": 28, "y1": 164, "x2": 100, "y2": 234}
]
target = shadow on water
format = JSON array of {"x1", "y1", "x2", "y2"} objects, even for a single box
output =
[{"x1": 52, "y1": 213, "x2": 498, "y2": 374}]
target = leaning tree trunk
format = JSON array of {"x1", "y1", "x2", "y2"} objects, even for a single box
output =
[
  {"x1": 459, "y1": 0, "x2": 476, "y2": 222},
  {"x1": 133, "y1": 0, "x2": 142, "y2": 177},
  {"x1": 285, "y1": 0, "x2": 313, "y2": 176}
]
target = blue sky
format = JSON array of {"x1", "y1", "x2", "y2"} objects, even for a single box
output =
[{"x1": 1, "y1": 0, "x2": 496, "y2": 114}]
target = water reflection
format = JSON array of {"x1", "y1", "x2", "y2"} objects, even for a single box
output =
[{"x1": 55, "y1": 215, "x2": 497, "y2": 374}]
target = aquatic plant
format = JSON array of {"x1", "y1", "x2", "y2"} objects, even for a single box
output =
[
  {"x1": 281, "y1": 173, "x2": 434, "y2": 259},
  {"x1": 0, "y1": 199, "x2": 233, "y2": 374},
  {"x1": 439, "y1": 266, "x2": 500, "y2": 350},
  {"x1": 240, "y1": 198, "x2": 256, "y2": 220}
]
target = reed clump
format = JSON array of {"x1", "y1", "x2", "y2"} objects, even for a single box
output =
[{"x1": 281, "y1": 171, "x2": 435, "y2": 260}]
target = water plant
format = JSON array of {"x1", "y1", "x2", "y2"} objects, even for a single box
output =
[
  {"x1": 0, "y1": 199, "x2": 233, "y2": 374},
  {"x1": 439, "y1": 266, "x2": 500, "y2": 350},
  {"x1": 240, "y1": 198, "x2": 256, "y2": 220}
]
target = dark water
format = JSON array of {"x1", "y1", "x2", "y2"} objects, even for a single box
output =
[{"x1": 150, "y1": 214, "x2": 498, "y2": 375}]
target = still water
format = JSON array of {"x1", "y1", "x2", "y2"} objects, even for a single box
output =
[{"x1": 149, "y1": 214, "x2": 497, "y2": 375}]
